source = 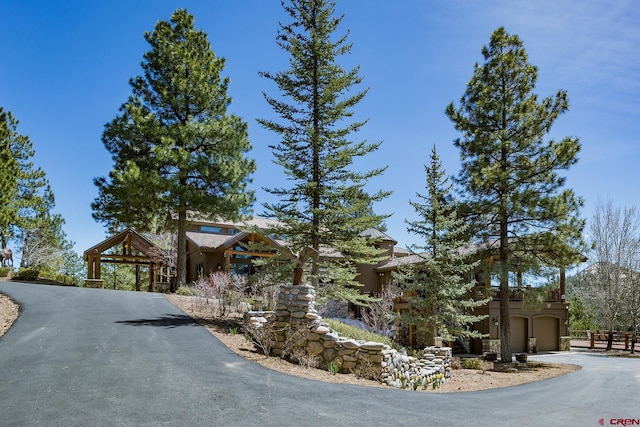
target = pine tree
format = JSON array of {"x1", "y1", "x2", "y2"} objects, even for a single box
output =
[
  {"x1": 446, "y1": 27, "x2": 584, "y2": 361},
  {"x1": 93, "y1": 9, "x2": 256, "y2": 288},
  {"x1": 0, "y1": 108, "x2": 20, "y2": 249},
  {"x1": 258, "y1": 0, "x2": 389, "y2": 304},
  {"x1": 399, "y1": 145, "x2": 488, "y2": 346}
]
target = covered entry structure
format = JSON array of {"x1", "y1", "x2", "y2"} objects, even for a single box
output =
[{"x1": 83, "y1": 228, "x2": 172, "y2": 291}]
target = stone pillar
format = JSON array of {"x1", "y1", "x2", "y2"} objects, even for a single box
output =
[
  {"x1": 528, "y1": 337, "x2": 537, "y2": 353},
  {"x1": 272, "y1": 284, "x2": 319, "y2": 356},
  {"x1": 559, "y1": 336, "x2": 571, "y2": 352},
  {"x1": 482, "y1": 339, "x2": 501, "y2": 358}
]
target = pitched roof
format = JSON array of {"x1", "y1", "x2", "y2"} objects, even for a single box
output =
[
  {"x1": 359, "y1": 228, "x2": 397, "y2": 244},
  {"x1": 83, "y1": 228, "x2": 165, "y2": 259}
]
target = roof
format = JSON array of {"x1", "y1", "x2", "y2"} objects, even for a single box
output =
[
  {"x1": 83, "y1": 228, "x2": 166, "y2": 259},
  {"x1": 359, "y1": 228, "x2": 397, "y2": 244},
  {"x1": 375, "y1": 253, "x2": 431, "y2": 272},
  {"x1": 186, "y1": 229, "x2": 284, "y2": 252}
]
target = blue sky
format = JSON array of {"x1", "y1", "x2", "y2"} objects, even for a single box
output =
[{"x1": 1, "y1": 0, "x2": 639, "y2": 258}]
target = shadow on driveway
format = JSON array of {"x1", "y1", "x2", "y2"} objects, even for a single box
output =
[{"x1": 115, "y1": 314, "x2": 199, "y2": 328}]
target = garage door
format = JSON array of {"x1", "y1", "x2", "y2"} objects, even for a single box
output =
[
  {"x1": 510, "y1": 317, "x2": 528, "y2": 353},
  {"x1": 533, "y1": 317, "x2": 559, "y2": 351}
]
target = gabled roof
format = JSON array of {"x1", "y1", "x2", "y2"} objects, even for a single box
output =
[
  {"x1": 359, "y1": 228, "x2": 397, "y2": 244},
  {"x1": 83, "y1": 228, "x2": 165, "y2": 259},
  {"x1": 186, "y1": 230, "x2": 284, "y2": 252}
]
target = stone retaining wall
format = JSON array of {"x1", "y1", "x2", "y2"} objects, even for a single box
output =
[{"x1": 245, "y1": 284, "x2": 451, "y2": 390}]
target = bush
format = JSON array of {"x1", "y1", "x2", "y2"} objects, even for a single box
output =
[
  {"x1": 461, "y1": 357, "x2": 483, "y2": 370},
  {"x1": 175, "y1": 286, "x2": 195, "y2": 296},
  {"x1": 324, "y1": 319, "x2": 398, "y2": 349},
  {"x1": 14, "y1": 268, "x2": 40, "y2": 281},
  {"x1": 0, "y1": 267, "x2": 11, "y2": 278}
]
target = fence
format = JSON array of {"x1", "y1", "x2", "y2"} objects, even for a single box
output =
[{"x1": 571, "y1": 330, "x2": 640, "y2": 350}]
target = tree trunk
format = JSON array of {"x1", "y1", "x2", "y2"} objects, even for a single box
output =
[
  {"x1": 176, "y1": 209, "x2": 187, "y2": 288},
  {"x1": 606, "y1": 329, "x2": 613, "y2": 351},
  {"x1": 499, "y1": 205, "x2": 512, "y2": 362},
  {"x1": 499, "y1": 260, "x2": 511, "y2": 362}
]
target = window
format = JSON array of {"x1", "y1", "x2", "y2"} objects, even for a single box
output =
[{"x1": 201, "y1": 226, "x2": 223, "y2": 234}]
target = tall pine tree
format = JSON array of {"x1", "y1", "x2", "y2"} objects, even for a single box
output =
[
  {"x1": 93, "y1": 10, "x2": 256, "y2": 288},
  {"x1": 258, "y1": 0, "x2": 389, "y2": 304},
  {"x1": 399, "y1": 145, "x2": 488, "y2": 347},
  {"x1": 0, "y1": 107, "x2": 73, "y2": 273},
  {"x1": 446, "y1": 27, "x2": 584, "y2": 361}
]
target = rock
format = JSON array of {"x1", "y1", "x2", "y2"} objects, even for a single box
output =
[
  {"x1": 361, "y1": 341, "x2": 386, "y2": 351},
  {"x1": 312, "y1": 325, "x2": 330, "y2": 335},
  {"x1": 306, "y1": 341, "x2": 324, "y2": 356}
]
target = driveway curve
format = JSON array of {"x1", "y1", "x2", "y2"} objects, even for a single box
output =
[{"x1": 1, "y1": 281, "x2": 639, "y2": 426}]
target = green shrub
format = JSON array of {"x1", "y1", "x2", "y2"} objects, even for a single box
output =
[
  {"x1": 175, "y1": 286, "x2": 195, "y2": 296},
  {"x1": 0, "y1": 267, "x2": 11, "y2": 278},
  {"x1": 14, "y1": 268, "x2": 40, "y2": 281},
  {"x1": 461, "y1": 358, "x2": 483, "y2": 370},
  {"x1": 323, "y1": 319, "x2": 398, "y2": 349}
]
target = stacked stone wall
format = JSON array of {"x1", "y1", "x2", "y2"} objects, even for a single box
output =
[{"x1": 245, "y1": 284, "x2": 451, "y2": 390}]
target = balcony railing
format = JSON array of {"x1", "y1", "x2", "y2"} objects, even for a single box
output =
[{"x1": 472, "y1": 286, "x2": 564, "y2": 302}]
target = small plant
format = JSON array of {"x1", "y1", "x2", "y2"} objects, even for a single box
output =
[
  {"x1": 0, "y1": 267, "x2": 11, "y2": 278},
  {"x1": 461, "y1": 358, "x2": 483, "y2": 370},
  {"x1": 229, "y1": 327, "x2": 238, "y2": 335},
  {"x1": 400, "y1": 377, "x2": 408, "y2": 389},
  {"x1": 351, "y1": 356, "x2": 383, "y2": 381},
  {"x1": 175, "y1": 286, "x2": 194, "y2": 296},
  {"x1": 412, "y1": 378, "x2": 420, "y2": 391},
  {"x1": 327, "y1": 361, "x2": 340, "y2": 375},
  {"x1": 242, "y1": 318, "x2": 277, "y2": 356},
  {"x1": 244, "y1": 333, "x2": 252, "y2": 343}
]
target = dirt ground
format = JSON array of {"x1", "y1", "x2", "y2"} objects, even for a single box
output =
[
  {"x1": 164, "y1": 294, "x2": 581, "y2": 393},
  {"x1": 0, "y1": 292, "x2": 19, "y2": 339},
  {"x1": 0, "y1": 287, "x2": 580, "y2": 392}
]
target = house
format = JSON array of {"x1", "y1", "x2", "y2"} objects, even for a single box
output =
[{"x1": 86, "y1": 217, "x2": 573, "y2": 353}]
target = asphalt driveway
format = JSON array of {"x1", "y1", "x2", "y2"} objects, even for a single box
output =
[{"x1": 1, "y1": 281, "x2": 639, "y2": 426}]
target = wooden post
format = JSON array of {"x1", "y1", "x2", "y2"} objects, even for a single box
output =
[
  {"x1": 94, "y1": 251, "x2": 101, "y2": 280},
  {"x1": 148, "y1": 262, "x2": 153, "y2": 292},
  {"x1": 625, "y1": 333, "x2": 630, "y2": 351},
  {"x1": 87, "y1": 254, "x2": 94, "y2": 279}
]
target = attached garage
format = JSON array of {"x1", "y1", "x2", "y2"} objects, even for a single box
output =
[{"x1": 533, "y1": 316, "x2": 559, "y2": 351}]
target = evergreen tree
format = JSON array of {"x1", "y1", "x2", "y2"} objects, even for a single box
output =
[
  {"x1": 0, "y1": 108, "x2": 20, "y2": 249},
  {"x1": 399, "y1": 145, "x2": 487, "y2": 346},
  {"x1": 446, "y1": 27, "x2": 584, "y2": 361},
  {"x1": 93, "y1": 9, "x2": 256, "y2": 288},
  {"x1": 258, "y1": 0, "x2": 389, "y2": 304},
  {"x1": 0, "y1": 107, "x2": 58, "y2": 257}
]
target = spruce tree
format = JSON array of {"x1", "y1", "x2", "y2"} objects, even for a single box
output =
[
  {"x1": 93, "y1": 9, "x2": 256, "y2": 288},
  {"x1": 446, "y1": 27, "x2": 584, "y2": 361},
  {"x1": 399, "y1": 145, "x2": 488, "y2": 346},
  {"x1": 258, "y1": 0, "x2": 389, "y2": 304},
  {"x1": 0, "y1": 108, "x2": 20, "y2": 249},
  {"x1": 0, "y1": 108, "x2": 50, "y2": 250}
]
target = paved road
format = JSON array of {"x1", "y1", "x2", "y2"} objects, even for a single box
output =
[{"x1": 1, "y1": 281, "x2": 639, "y2": 426}]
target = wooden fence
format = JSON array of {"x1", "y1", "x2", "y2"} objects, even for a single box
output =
[{"x1": 571, "y1": 330, "x2": 640, "y2": 350}]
